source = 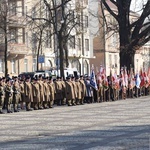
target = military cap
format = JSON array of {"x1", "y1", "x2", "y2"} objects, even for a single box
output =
[
  {"x1": 66, "y1": 76, "x2": 70, "y2": 80},
  {"x1": 25, "y1": 76, "x2": 30, "y2": 80},
  {"x1": 75, "y1": 76, "x2": 79, "y2": 80},
  {"x1": 39, "y1": 74, "x2": 42, "y2": 78},
  {"x1": 57, "y1": 76, "x2": 61, "y2": 79}
]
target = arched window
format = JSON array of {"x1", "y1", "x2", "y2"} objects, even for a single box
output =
[{"x1": 84, "y1": 60, "x2": 89, "y2": 75}]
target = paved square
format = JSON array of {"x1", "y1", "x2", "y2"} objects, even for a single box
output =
[{"x1": 0, "y1": 96, "x2": 150, "y2": 150}]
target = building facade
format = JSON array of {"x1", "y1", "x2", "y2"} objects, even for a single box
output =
[{"x1": 0, "y1": 0, "x2": 93, "y2": 77}]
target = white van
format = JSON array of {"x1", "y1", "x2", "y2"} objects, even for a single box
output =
[{"x1": 51, "y1": 68, "x2": 80, "y2": 79}]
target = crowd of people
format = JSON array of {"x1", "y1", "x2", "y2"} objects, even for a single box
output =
[{"x1": 0, "y1": 67, "x2": 150, "y2": 114}]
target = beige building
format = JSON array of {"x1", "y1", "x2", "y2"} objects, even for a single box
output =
[
  {"x1": 0, "y1": 0, "x2": 93, "y2": 77},
  {"x1": 89, "y1": 0, "x2": 150, "y2": 76}
]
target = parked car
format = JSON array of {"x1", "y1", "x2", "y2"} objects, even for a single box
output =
[{"x1": 18, "y1": 72, "x2": 35, "y2": 79}]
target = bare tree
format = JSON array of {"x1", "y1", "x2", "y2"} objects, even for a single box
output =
[
  {"x1": 102, "y1": 0, "x2": 150, "y2": 69},
  {"x1": 0, "y1": 0, "x2": 25, "y2": 76},
  {"x1": 28, "y1": 0, "x2": 85, "y2": 78},
  {"x1": 91, "y1": 0, "x2": 150, "y2": 70}
]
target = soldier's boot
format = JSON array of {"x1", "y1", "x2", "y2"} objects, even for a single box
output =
[
  {"x1": 76, "y1": 99, "x2": 80, "y2": 105},
  {"x1": 57, "y1": 99, "x2": 61, "y2": 106},
  {"x1": 7, "y1": 104, "x2": 12, "y2": 113},
  {"x1": 80, "y1": 98, "x2": 84, "y2": 105},
  {"x1": 39, "y1": 101, "x2": 44, "y2": 109},
  {"x1": 49, "y1": 100, "x2": 54, "y2": 108},
  {"x1": 43, "y1": 101, "x2": 48, "y2": 109},
  {"x1": 62, "y1": 98, "x2": 66, "y2": 105},
  {"x1": 72, "y1": 99, "x2": 76, "y2": 106},
  {"x1": 26, "y1": 102, "x2": 32, "y2": 111},
  {"x1": 14, "y1": 103, "x2": 19, "y2": 112},
  {"x1": 67, "y1": 99, "x2": 72, "y2": 106}
]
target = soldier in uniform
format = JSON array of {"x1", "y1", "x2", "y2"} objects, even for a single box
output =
[
  {"x1": 75, "y1": 76, "x2": 82, "y2": 105},
  {"x1": 43, "y1": 77, "x2": 49, "y2": 109},
  {"x1": 5, "y1": 79, "x2": 13, "y2": 113},
  {"x1": 32, "y1": 78, "x2": 40, "y2": 110},
  {"x1": 54, "y1": 76, "x2": 63, "y2": 106},
  {"x1": 65, "y1": 77, "x2": 75, "y2": 106},
  {"x1": 2, "y1": 77, "x2": 6, "y2": 109},
  {"x1": 24, "y1": 77, "x2": 33, "y2": 111},
  {"x1": 97, "y1": 75, "x2": 104, "y2": 102},
  {"x1": 48, "y1": 77, "x2": 55, "y2": 108},
  {"x1": 38, "y1": 75, "x2": 44, "y2": 109},
  {"x1": 19, "y1": 79, "x2": 25, "y2": 109},
  {"x1": 0, "y1": 78, "x2": 5, "y2": 114},
  {"x1": 79, "y1": 76, "x2": 86, "y2": 104},
  {"x1": 60, "y1": 77, "x2": 66, "y2": 105},
  {"x1": 71, "y1": 76, "x2": 77, "y2": 105},
  {"x1": 12, "y1": 77, "x2": 21, "y2": 112}
]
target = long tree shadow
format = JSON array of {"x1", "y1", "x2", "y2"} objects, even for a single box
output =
[{"x1": 0, "y1": 125, "x2": 149, "y2": 150}]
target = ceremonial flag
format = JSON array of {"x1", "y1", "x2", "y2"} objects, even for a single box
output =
[
  {"x1": 90, "y1": 66, "x2": 98, "y2": 90},
  {"x1": 124, "y1": 67, "x2": 128, "y2": 87},
  {"x1": 140, "y1": 68, "x2": 145, "y2": 87},
  {"x1": 135, "y1": 73, "x2": 141, "y2": 88}
]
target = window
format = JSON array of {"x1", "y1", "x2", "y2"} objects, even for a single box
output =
[
  {"x1": 69, "y1": 36, "x2": 75, "y2": 49},
  {"x1": 33, "y1": 58, "x2": 37, "y2": 72},
  {"x1": 69, "y1": 10, "x2": 75, "y2": 24},
  {"x1": 0, "y1": 59, "x2": 4, "y2": 73},
  {"x1": 45, "y1": 30, "x2": 52, "y2": 48},
  {"x1": 32, "y1": 7, "x2": 36, "y2": 18},
  {"x1": 10, "y1": 28, "x2": 18, "y2": 43},
  {"x1": 32, "y1": 33, "x2": 37, "y2": 50},
  {"x1": 78, "y1": 38, "x2": 81, "y2": 51},
  {"x1": 85, "y1": 16, "x2": 88, "y2": 28},
  {"x1": 85, "y1": 39, "x2": 89, "y2": 51},
  {"x1": 114, "y1": 55, "x2": 117, "y2": 68},
  {"x1": 24, "y1": 59, "x2": 28, "y2": 72},
  {"x1": 11, "y1": 60, "x2": 16, "y2": 73},
  {"x1": 109, "y1": 54, "x2": 112, "y2": 68},
  {"x1": 9, "y1": 1, "x2": 17, "y2": 15}
]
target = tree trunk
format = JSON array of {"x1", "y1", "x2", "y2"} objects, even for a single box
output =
[
  {"x1": 58, "y1": 36, "x2": 64, "y2": 78},
  {"x1": 36, "y1": 30, "x2": 43, "y2": 71},
  {"x1": 63, "y1": 42, "x2": 69, "y2": 68},
  {"x1": 4, "y1": 27, "x2": 8, "y2": 77},
  {"x1": 120, "y1": 50, "x2": 134, "y2": 71}
]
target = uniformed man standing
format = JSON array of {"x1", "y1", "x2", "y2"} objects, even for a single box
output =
[
  {"x1": 60, "y1": 77, "x2": 66, "y2": 105},
  {"x1": 71, "y1": 76, "x2": 77, "y2": 106},
  {"x1": 38, "y1": 75, "x2": 44, "y2": 109},
  {"x1": 75, "y1": 76, "x2": 82, "y2": 105},
  {"x1": 43, "y1": 77, "x2": 49, "y2": 109},
  {"x1": 0, "y1": 78, "x2": 5, "y2": 114},
  {"x1": 79, "y1": 76, "x2": 86, "y2": 104},
  {"x1": 54, "y1": 76, "x2": 63, "y2": 106},
  {"x1": 24, "y1": 77, "x2": 33, "y2": 111},
  {"x1": 65, "y1": 77, "x2": 75, "y2": 106},
  {"x1": 12, "y1": 77, "x2": 21, "y2": 112},
  {"x1": 48, "y1": 77, "x2": 55, "y2": 108},
  {"x1": 19, "y1": 79, "x2": 25, "y2": 109},
  {"x1": 5, "y1": 79, "x2": 13, "y2": 113},
  {"x1": 32, "y1": 78, "x2": 40, "y2": 110}
]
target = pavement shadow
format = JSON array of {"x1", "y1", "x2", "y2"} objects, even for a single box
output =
[{"x1": 0, "y1": 125, "x2": 149, "y2": 150}]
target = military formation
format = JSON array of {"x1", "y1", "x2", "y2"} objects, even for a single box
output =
[{"x1": 0, "y1": 67, "x2": 150, "y2": 114}]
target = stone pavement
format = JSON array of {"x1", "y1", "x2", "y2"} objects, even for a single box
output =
[{"x1": 0, "y1": 96, "x2": 150, "y2": 150}]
